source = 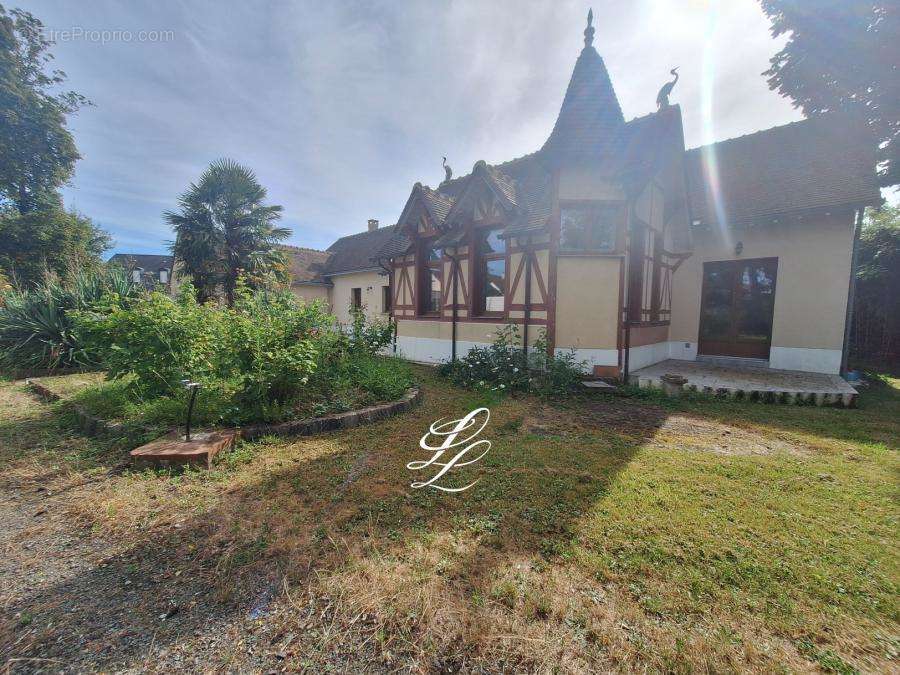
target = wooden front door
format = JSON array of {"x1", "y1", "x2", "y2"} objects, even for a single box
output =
[{"x1": 699, "y1": 258, "x2": 778, "y2": 359}]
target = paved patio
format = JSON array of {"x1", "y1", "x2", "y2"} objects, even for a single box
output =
[{"x1": 630, "y1": 359, "x2": 857, "y2": 407}]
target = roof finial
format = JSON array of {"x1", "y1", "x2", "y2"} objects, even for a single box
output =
[{"x1": 584, "y1": 8, "x2": 595, "y2": 48}]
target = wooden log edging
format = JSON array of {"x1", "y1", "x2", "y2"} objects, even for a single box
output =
[
  {"x1": 240, "y1": 386, "x2": 423, "y2": 441},
  {"x1": 26, "y1": 377, "x2": 128, "y2": 437}
]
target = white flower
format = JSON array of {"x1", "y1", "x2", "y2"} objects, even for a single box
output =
[
  {"x1": 500, "y1": 384, "x2": 505, "y2": 389},
  {"x1": 513, "y1": 367, "x2": 519, "y2": 373}
]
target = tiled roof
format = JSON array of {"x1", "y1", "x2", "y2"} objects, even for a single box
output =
[
  {"x1": 279, "y1": 245, "x2": 330, "y2": 285},
  {"x1": 685, "y1": 116, "x2": 883, "y2": 227},
  {"x1": 419, "y1": 186, "x2": 454, "y2": 223},
  {"x1": 107, "y1": 253, "x2": 173, "y2": 271},
  {"x1": 375, "y1": 224, "x2": 412, "y2": 260},
  {"x1": 323, "y1": 226, "x2": 397, "y2": 275},
  {"x1": 379, "y1": 22, "x2": 881, "y2": 259},
  {"x1": 541, "y1": 43, "x2": 625, "y2": 165}
]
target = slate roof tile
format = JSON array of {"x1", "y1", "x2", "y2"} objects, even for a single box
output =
[
  {"x1": 685, "y1": 116, "x2": 882, "y2": 227},
  {"x1": 107, "y1": 253, "x2": 173, "y2": 271},
  {"x1": 323, "y1": 226, "x2": 397, "y2": 275}
]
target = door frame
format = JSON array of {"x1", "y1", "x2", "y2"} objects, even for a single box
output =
[{"x1": 698, "y1": 257, "x2": 779, "y2": 360}]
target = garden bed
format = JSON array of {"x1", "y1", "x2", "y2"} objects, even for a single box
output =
[
  {"x1": 25, "y1": 369, "x2": 422, "y2": 444},
  {"x1": 241, "y1": 386, "x2": 422, "y2": 440}
]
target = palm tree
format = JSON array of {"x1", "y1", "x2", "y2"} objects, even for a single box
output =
[{"x1": 166, "y1": 159, "x2": 289, "y2": 304}]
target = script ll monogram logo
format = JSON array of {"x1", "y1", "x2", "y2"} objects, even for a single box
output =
[{"x1": 407, "y1": 407, "x2": 491, "y2": 493}]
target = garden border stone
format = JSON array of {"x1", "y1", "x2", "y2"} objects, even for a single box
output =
[
  {"x1": 26, "y1": 377, "x2": 127, "y2": 437},
  {"x1": 240, "y1": 386, "x2": 422, "y2": 441}
]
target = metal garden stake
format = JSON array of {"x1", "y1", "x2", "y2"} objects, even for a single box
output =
[{"x1": 180, "y1": 380, "x2": 201, "y2": 441}]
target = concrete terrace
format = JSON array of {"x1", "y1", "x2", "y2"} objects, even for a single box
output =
[{"x1": 630, "y1": 359, "x2": 858, "y2": 407}]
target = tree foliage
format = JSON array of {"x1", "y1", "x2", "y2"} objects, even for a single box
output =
[
  {"x1": 0, "y1": 4, "x2": 104, "y2": 287},
  {"x1": 759, "y1": 1, "x2": 899, "y2": 187},
  {"x1": 0, "y1": 206, "x2": 110, "y2": 286},
  {"x1": 0, "y1": 4, "x2": 88, "y2": 212},
  {"x1": 851, "y1": 205, "x2": 899, "y2": 365},
  {"x1": 166, "y1": 159, "x2": 290, "y2": 305}
]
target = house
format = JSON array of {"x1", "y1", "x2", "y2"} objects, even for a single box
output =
[
  {"x1": 370, "y1": 12, "x2": 881, "y2": 377},
  {"x1": 107, "y1": 253, "x2": 174, "y2": 292},
  {"x1": 286, "y1": 219, "x2": 395, "y2": 325}
]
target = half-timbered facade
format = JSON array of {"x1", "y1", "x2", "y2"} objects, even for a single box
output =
[{"x1": 374, "y1": 13, "x2": 881, "y2": 377}]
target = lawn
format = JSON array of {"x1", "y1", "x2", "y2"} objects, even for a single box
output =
[{"x1": 0, "y1": 367, "x2": 897, "y2": 672}]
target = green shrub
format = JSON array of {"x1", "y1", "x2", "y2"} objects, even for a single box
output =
[
  {"x1": 440, "y1": 324, "x2": 587, "y2": 397},
  {"x1": 0, "y1": 266, "x2": 139, "y2": 372},
  {"x1": 347, "y1": 304, "x2": 395, "y2": 354},
  {"x1": 72, "y1": 281, "x2": 408, "y2": 424}
]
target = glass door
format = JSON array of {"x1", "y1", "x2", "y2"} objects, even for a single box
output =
[{"x1": 699, "y1": 258, "x2": 778, "y2": 359}]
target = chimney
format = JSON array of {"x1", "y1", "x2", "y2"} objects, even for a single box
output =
[{"x1": 367, "y1": 218, "x2": 379, "y2": 232}]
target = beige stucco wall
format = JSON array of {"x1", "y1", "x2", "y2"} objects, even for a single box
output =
[
  {"x1": 555, "y1": 256, "x2": 621, "y2": 350},
  {"x1": 397, "y1": 319, "x2": 515, "y2": 342},
  {"x1": 670, "y1": 212, "x2": 854, "y2": 369},
  {"x1": 395, "y1": 318, "x2": 541, "y2": 364},
  {"x1": 290, "y1": 284, "x2": 330, "y2": 306},
  {"x1": 330, "y1": 270, "x2": 391, "y2": 325}
]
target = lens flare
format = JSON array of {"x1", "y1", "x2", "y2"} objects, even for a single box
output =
[{"x1": 700, "y1": 2, "x2": 732, "y2": 248}]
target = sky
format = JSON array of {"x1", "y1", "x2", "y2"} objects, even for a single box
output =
[{"x1": 16, "y1": 0, "x2": 880, "y2": 255}]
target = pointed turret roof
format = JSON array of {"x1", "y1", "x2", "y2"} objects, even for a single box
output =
[{"x1": 541, "y1": 9, "x2": 625, "y2": 164}]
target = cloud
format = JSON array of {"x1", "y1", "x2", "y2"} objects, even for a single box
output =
[{"x1": 21, "y1": 0, "x2": 812, "y2": 254}]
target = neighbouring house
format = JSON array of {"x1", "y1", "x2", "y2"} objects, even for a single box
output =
[
  {"x1": 107, "y1": 253, "x2": 174, "y2": 292},
  {"x1": 285, "y1": 219, "x2": 395, "y2": 325},
  {"x1": 367, "y1": 12, "x2": 881, "y2": 377},
  {"x1": 282, "y1": 245, "x2": 331, "y2": 303}
]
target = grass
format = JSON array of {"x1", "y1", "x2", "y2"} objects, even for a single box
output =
[
  {"x1": 31, "y1": 371, "x2": 105, "y2": 398},
  {"x1": 1, "y1": 367, "x2": 897, "y2": 672}
]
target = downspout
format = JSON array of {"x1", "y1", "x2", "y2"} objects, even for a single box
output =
[
  {"x1": 523, "y1": 237, "x2": 532, "y2": 355},
  {"x1": 840, "y1": 208, "x2": 864, "y2": 375},
  {"x1": 622, "y1": 201, "x2": 633, "y2": 384},
  {"x1": 376, "y1": 255, "x2": 398, "y2": 355}
]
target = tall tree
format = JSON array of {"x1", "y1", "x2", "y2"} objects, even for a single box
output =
[
  {"x1": 851, "y1": 205, "x2": 900, "y2": 365},
  {"x1": 759, "y1": 1, "x2": 899, "y2": 187},
  {"x1": 167, "y1": 159, "x2": 289, "y2": 305},
  {"x1": 0, "y1": 5, "x2": 88, "y2": 212}
]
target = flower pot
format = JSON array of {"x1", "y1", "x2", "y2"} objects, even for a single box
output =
[{"x1": 660, "y1": 373, "x2": 689, "y2": 397}]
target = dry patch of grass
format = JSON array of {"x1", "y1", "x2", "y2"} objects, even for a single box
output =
[
  {"x1": 1, "y1": 369, "x2": 897, "y2": 672},
  {"x1": 30, "y1": 371, "x2": 105, "y2": 398}
]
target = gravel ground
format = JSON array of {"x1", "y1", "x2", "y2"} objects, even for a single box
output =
[
  {"x1": 0, "y1": 381, "x2": 386, "y2": 673},
  {"x1": 0, "y1": 473, "x2": 385, "y2": 674}
]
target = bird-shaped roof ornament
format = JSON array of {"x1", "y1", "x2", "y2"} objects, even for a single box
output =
[
  {"x1": 441, "y1": 156, "x2": 452, "y2": 183},
  {"x1": 656, "y1": 67, "x2": 680, "y2": 109}
]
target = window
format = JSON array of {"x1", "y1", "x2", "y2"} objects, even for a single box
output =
[
  {"x1": 159, "y1": 269, "x2": 169, "y2": 284},
  {"x1": 418, "y1": 240, "x2": 442, "y2": 314},
  {"x1": 381, "y1": 285, "x2": 391, "y2": 313},
  {"x1": 132, "y1": 269, "x2": 142, "y2": 283},
  {"x1": 475, "y1": 227, "x2": 506, "y2": 314},
  {"x1": 627, "y1": 225, "x2": 672, "y2": 325},
  {"x1": 560, "y1": 204, "x2": 620, "y2": 252},
  {"x1": 351, "y1": 287, "x2": 362, "y2": 309}
]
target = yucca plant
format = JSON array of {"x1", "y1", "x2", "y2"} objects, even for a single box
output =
[{"x1": 0, "y1": 266, "x2": 140, "y2": 373}]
